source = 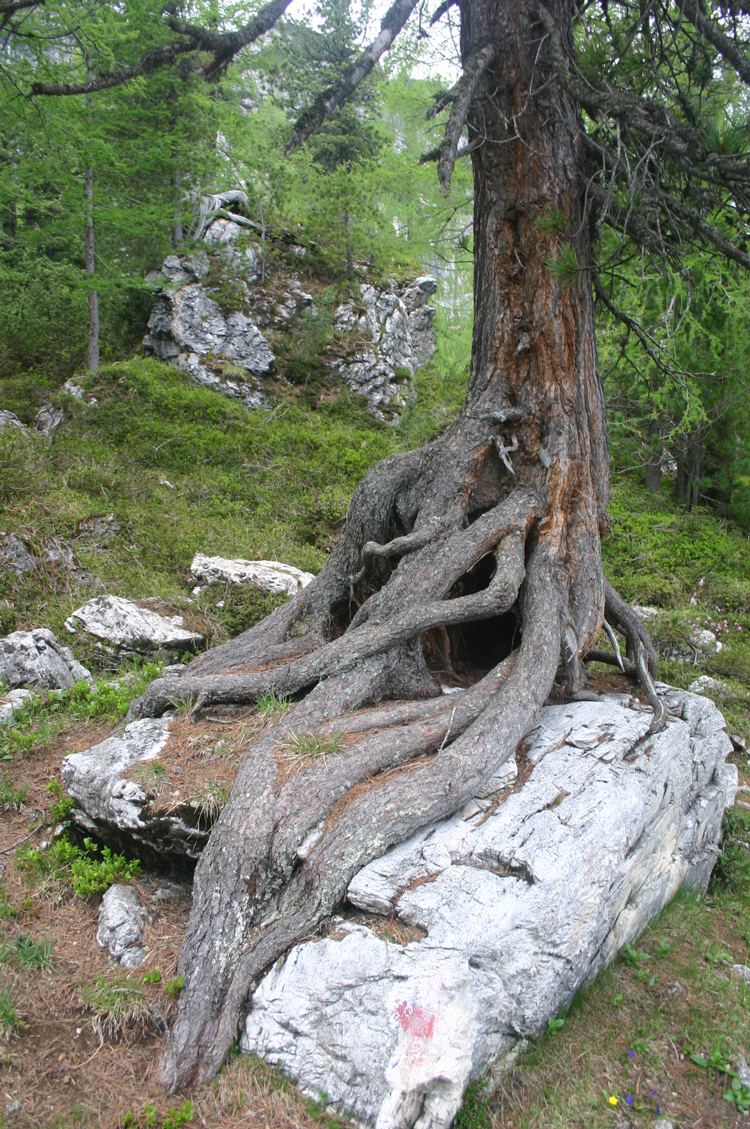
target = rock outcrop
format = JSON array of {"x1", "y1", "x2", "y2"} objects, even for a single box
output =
[
  {"x1": 61, "y1": 681, "x2": 733, "y2": 1127},
  {"x1": 190, "y1": 553, "x2": 314, "y2": 596},
  {"x1": 239, "y1": 687, "x2": 736, "y2": 1129},
  {"x1": 64, "y1": 595, "x2": 203, "y2": 656},
  {"x1": 62, "y1": 716, "x2": 209, "y2": 859},
  {"x1": 0, "y1": 410, "x2": 25, "y2": 432},
  {"x1": 0, "y1": 629, "x2": 93, "y2": 690},
  {"x1": 142, "y1": 203, "x2": 437, "y2": 420},
  {"x1": 143, "y1": 248, "x2": 274, "y2": 410},
  {"x1": 331, "y1": 277, "x2": 437, "y2": 419},
  {"x1": 33, "y1": 405, "x2": 64, "y2": 438},
  {"x1": 0, "y1": 532, "x2": 75, "y2": 576}
]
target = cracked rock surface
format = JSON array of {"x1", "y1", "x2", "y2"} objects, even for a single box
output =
[
  {"x1": 97, "y1": 884, "x2": 148, "y2": 969},
  {"x1": 240, "y1": 688, "x2": 736, "y2": 1129},
  {"x1": 0, "y1": 629, "x2": 93, "y2": 690},
  {"x1": 61, "y1": 717, "x2": 208, "y2": 859},
  {"x1": 331, "y1": 276, "x2": 437, "y2": 420},
  {"x1": 190, "y1": 553, "x2": 314, "y2": 595},
  {"x1": 64, "y1": 595, "x2": 203, "y2": 655},
  {"x1": 142, "y1": 211, "x2": 437, "y2": 420}
]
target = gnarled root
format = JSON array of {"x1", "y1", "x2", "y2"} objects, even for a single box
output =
[
  {"x1": 159, "y1": 546, "x2": 562, "y2": 1092},
  {"x1": 124, "y1": 425, "x2": 664, "y2": 1093},
  {"x1": 585, "y1": 580, "x2": 666, "y2": 733}
]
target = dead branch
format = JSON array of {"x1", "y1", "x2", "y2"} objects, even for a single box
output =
[
  {"x1": 286, "y1": 0, "x2": 421, "y2": 154},
  {"x1": 437, "y1": 43, "x2": 495, "y2": 190}
]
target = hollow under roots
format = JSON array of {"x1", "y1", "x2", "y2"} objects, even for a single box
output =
[{"x1": 126, "y1": 437, "x2": 662, "y2": 1094}]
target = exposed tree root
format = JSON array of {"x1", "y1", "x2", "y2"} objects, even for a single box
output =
[
  {"x1": 121, "y1": 425, "x2": 664, "y2": 1094},
  {"x1": 158, "y1": 547, "x2": 562, "y2": 1092}
]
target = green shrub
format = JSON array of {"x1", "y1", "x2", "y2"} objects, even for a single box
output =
[{"x1": 17, "y1": 835, "x2": 140, "y2": 897}]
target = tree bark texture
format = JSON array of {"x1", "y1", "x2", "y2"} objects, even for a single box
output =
[
  {"x1": 85, "y1": 73, "x2": 99, "y2": 374},
  {"x1": 130, "y1": 0, "x2": 661, "y2": 1094},
  {"x1": 86, "y1": 165, "x2": 99, "y2": 373}
]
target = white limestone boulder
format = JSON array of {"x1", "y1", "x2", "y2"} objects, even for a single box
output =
[
  {"x1": 0, "y1": 410, "x2": 25, "y2": 433},
  {"x1": 64, "y1": 595, "x2": 202, "y2": 654},
  {"x1": 0, "y1": 688, "x2": 34, "y2": 723},
  {"x1": 240, "y1": 687, "x2": 736, "y2": 1129},
  {"x1": 332, "y1": 278, "x2": 437, "y2": 419},
  {"x1": 61, "y1": 716, "x2": 208, "y2": 858},
  {"x1": 0, "y1": 629, "x2": 93, "y2": 690},
  {"x1": 97, "y1": 884, "x2": 148, "y2": 969},
  {"x1": 190, "y1": 553, "x2": 314, "y2": 596}
]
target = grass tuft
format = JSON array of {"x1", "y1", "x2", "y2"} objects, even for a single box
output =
[
  {"x1": 80, "y1": 973, "x2": 155, "y2": 1043},
  {"x1": 279, "y1": 730, "x2": 344, "y2": 763}
]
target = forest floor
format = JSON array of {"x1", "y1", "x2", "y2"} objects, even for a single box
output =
[{"x1": 0, "y1": 356, "x2": 748, "y2": 1129}]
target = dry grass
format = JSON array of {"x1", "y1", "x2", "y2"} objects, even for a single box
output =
[
  {"x1": 121, "y1": 711, "x2": 274, "y2": 833},
  {"x1": 0, "y1": 713, "x2": 330, "y2": 1129}
]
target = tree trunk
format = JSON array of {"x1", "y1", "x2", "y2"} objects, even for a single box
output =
[
  {"x1": 130, "y1": 0, "x2": 661, "y2": 1095},
  {"x1": 85, "y1": 164, "x2": 99, "y2": 373},
  {"x1": 85, "y1": 70, "x2": 99, "y2": 373},
  {"x1": 646, "y1": 452, "x2": 662, "y2": 493},
  {"x1": 676, "y1": 453, "x2": 686, "y2": 502},
  {"x1": 690, "y1": 436, "x2": 701, "y2": 509}
]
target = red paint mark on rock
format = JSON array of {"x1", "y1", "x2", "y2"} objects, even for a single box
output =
[{"x1": 396, "y1": 1000, "x2": 436, "y2": 1039}]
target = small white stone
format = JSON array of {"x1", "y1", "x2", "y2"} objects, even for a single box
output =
[
  {"x1": 65, "y1": 595, "x2": 202, "y2": 653},
  {"x1": 688, "y1": 676, "x2": 733, "y2": 699},
  {"x1": 190, "y1": 554, "x2": 314, "y2": 596}
]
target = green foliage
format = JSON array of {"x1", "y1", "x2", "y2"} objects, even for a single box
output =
[
  {"x1": 165, "y1": 974, "x2": 184, "y2": 999},
  {"x1": 256, "y1": 691, "x2": 293, "y2": 716},
  {"x1": 544, "y1": 243, "x2": 581, "y2": 287},
  {"x1": 0, "y1": 664, "x2": 163, "y2": 763},
  {"x1": 711, "y1": 808, "x2": 750, "y2": 895},
  {"x1": 0, "y1": 988, "x2": 21, "y2": 1037},
  {"x1": 453, "y1": 1079, "x2": 491, "y2": 1129},
  {"x1": 218, "y1": 588, "x2": 290, "y2": 640},
  {"x1": 71, "y1": 839, "x2": 141, "y2": 896},
  {"x1": 142, "y1": 967, "x2": 161, "y2": 984},
  {"x1": 17, "y1": 835, "x2": 140, "y2": 897},
  {"x1": 0, "y1": 777, "x2": 28, "y2": 807},
  {"x1": 161, "y1": 1102, "x2": 193, "y2": 1129},
  {"x1": 81, "y1": 972, "x2": 152, "y2": 1041},
  {"x1": 0, "y1": 0, "x2": 224, "y2": 382},
  {"x1": 3, "y1": 933, "x2": 55, "y2": 969},
  {"x1": 690, "y1": 1047, "x2": 750, "y2": 1112},
  {"x1": 536, "y1": 206, "x2": 568, "y2": 235}
]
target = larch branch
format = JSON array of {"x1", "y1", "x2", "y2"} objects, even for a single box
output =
[
  {"x1": 678, "y1": 0, "x2": 750, "y2": 88},
  {"x1": 31, "y1": 0, "x2": 293, "y2": 96}
]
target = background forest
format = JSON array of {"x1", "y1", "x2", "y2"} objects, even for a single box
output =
[{"x1": 1, "y1": 0, "x2": 749, "y2": 526}]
